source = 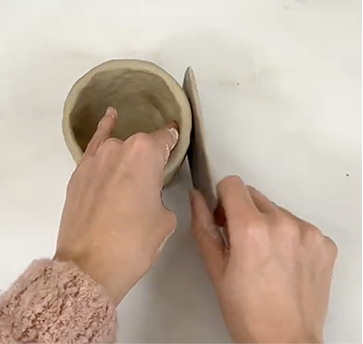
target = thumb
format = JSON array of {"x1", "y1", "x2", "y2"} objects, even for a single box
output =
[
  {"x1": 190, "y1": 190, "x2": 226, "y2": 281},
  {"x1": 149, "y1": 121, "x2": 179, "y2": 166}
]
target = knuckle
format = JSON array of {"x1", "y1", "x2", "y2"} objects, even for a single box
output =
[
  {"x1": 127, "y1": 133, "x2": 155, "y2": 153},
  {"x1": 246, "y1": 185, "x2": 255, "y2": 194},
  {"x1": 275, "y1": 210, "x2": 293, "y2": 229},
  {"x1": 325, "y1": 236, "x2": 338, "y2": 258},
  {"x1": 237, "y1": 218, "x2": 272, "y2": 252},
  {"x1": 304, "y1": 224, "x2": 324, "y2": 242},
  {"x1": 274, "y1": 213, "x2": 300, "y2": 240},
  {"x1": 101, "y1": 138, "x2": 121, "y2": 151},
  {"x1": 244, "y1": 216, "x2": 269, "y2": 238}
]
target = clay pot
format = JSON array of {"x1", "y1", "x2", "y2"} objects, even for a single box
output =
[{"x1": 63, "y1": 59, "x2": 192, "y2": 184}]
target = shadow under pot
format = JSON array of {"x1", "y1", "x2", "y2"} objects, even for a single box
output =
[{"x1": 62, "y1": 59, "x2": 192, "y2": 184}]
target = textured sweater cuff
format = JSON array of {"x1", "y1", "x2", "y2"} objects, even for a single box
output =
[{"x1": 0, "y1": 259, "x2": 117, "y2": 343}]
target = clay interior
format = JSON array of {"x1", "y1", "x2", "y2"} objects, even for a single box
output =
[{"x1": 70, "y1": 69, "x2": 181, "y2": 152}]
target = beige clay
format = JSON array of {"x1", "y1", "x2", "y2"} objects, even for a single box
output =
[{"x1": 63, "y1": 60, "x2": 192, "y2": 184}]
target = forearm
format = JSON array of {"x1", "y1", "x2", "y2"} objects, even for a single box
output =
[{"x1": 0, "y1": 259, "x2": 117, "y2": 343}]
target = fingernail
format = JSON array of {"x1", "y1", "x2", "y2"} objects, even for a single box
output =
[
  {"x1": 167, "y1": 127, "x2": 179, "y2": 150},
  {"x1": 99, "y1": 107, "x2": 118, "y2": 128},
  {"x1": 105, "y1": 107, "x2": 118, "y2": 119}
]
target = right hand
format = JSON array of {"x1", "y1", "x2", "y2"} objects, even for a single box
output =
[{"x1": 190, "y1": 176, "x2": 337, "y2": 343}]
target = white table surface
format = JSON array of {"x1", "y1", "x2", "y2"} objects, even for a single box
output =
[{"x1": 0, "y1": 0, "x2": 361, "y2": 342}]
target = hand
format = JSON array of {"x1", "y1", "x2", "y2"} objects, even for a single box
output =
[
  {"x1": 54, "y1": 107, "x2": 179, "y2": 305},
  {"x1": 190, "y1": 176, "x2": 337, "y2": 343}
]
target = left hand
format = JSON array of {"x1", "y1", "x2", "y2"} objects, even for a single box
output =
[{"x1": 54, "y1": 107, "x2": 179, "y2": 305}]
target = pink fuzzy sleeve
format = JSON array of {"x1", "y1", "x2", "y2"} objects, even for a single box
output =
[{"x1": 0, "y1": 259, "x2": 117, "y2": 343}]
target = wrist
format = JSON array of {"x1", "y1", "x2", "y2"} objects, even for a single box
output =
[
  {"x1": 255, "y1": 333, "x2": 322, "y2": 344},
  {"x1": 294, "y1": 334, "x2": 322, "y2": 343},
  {"x1": 53, "y1": 251, "x2": 125, "y2": 305}
]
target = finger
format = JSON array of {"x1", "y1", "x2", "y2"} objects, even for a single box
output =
[
  {"x1": 247, "y1": 186, "x2": 276, "y2": 214},
  {"x1": 277, "y1": 205, "x2": 325, "y2": 244},
  {"x1": 324, "y1": 236, "x2": 338, "y2": 261},
  {"x1": 217, "y1": 176, "x2": 259, "y2": 231},
  {"x1": 190, "y1": 190, "x2": 226, "y2": 281},
  {"x1": 149, "y1": 121, "x2": 179, "y2": 166},
  {"x1": 277, "y1": 205, "x2": 311, "y2": 228},
  {"x1": 83, "y1": 107, "x2": 118, "y2": 160}
]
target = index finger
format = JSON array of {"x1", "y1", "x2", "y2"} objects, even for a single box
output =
[
  {"x1": 83, "y1": 107, "x2": 119, "y2": 161},
  {"x1": 217, "y1": 176, "x2": 259, "y2": 231}
]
